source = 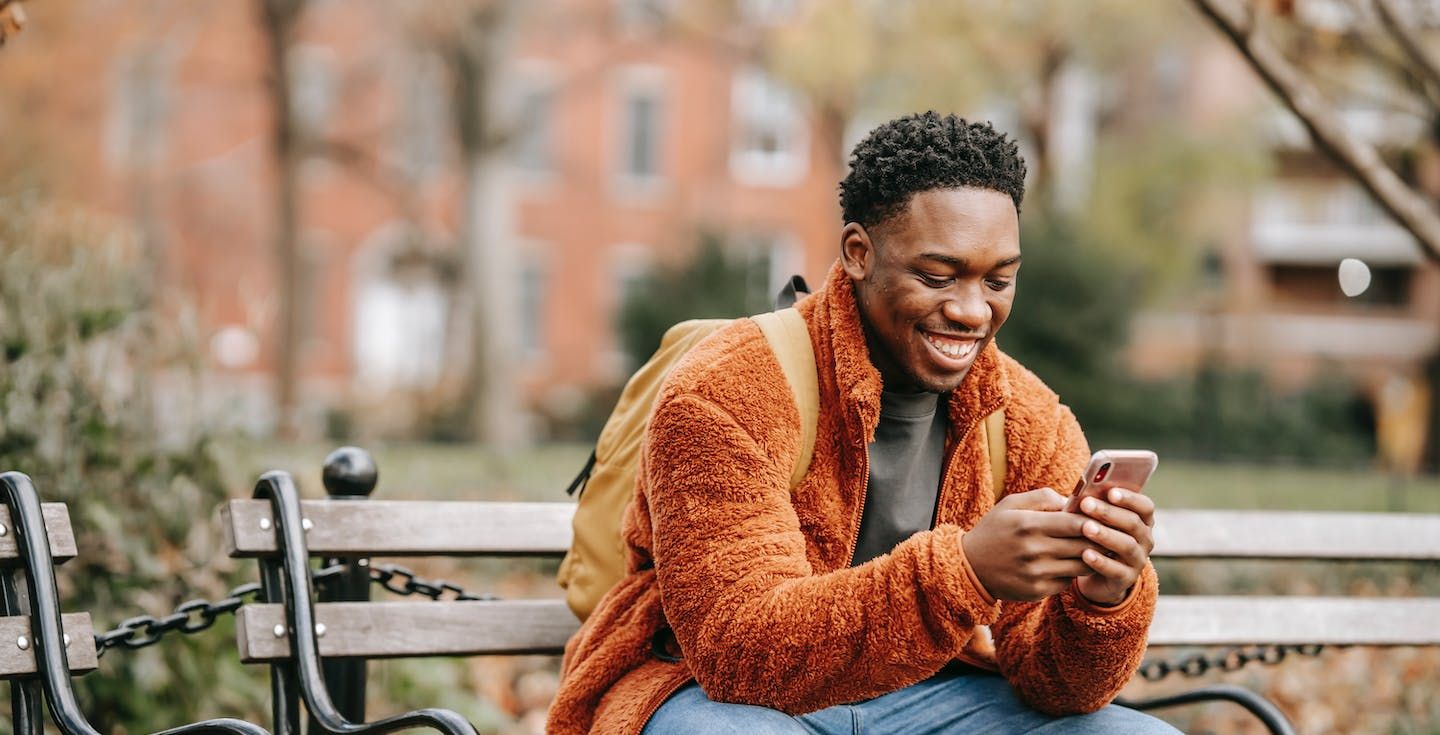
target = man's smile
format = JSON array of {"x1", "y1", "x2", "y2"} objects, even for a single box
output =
[{"x1": 921, "y1": 329, "x2": 982, "y2": 367}]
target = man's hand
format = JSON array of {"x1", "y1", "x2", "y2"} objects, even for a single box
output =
[
  {"x1": 961, "y1": 488, "x2": 1101, "y2": 602},
  {"x1": 1073, "y1": 488, "x2": 1155, "y2": 606}
]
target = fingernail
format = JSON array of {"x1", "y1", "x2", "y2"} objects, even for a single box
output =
[
  {"x1": 1109, "y1": 488, "x2": 1124, "y2": 503},
  {"x1": 1083, "y1": 550, "x2": 1097, "y2": 562},
  {"x1": 1081, "y1": 498, "x2": 1096, "y2": 513},
  {"x1": 1084, "y1": 521, "x2": 1100, "y2": 536}
]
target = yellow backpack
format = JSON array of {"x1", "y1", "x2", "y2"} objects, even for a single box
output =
[
  {"x1": 557, "y1": 285, "x2": 1008, "y2": 623},
  {"x1": 557, "y1": 306, "x2": 819, "y2": 621}
]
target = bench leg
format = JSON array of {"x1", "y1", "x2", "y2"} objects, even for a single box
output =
[{"x1": 1118, "y1": 684, "x2": 1297, "y2": 735}]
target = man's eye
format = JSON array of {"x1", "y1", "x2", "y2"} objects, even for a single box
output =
[
  {"x1": 986, "y1": 279, "x2": 1013, "y2": 291},
  {"x1": 918, "y1": 273, "x2": 953, "y2": 288}
]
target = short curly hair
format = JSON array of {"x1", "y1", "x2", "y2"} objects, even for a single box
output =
[{"x1": 839, "y1": 112, "x2": 1027, "y2": 230}]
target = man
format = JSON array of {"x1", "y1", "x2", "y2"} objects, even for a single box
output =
[{"x1": 548, "y1": 112, "x2": 1180, "y2": 734}]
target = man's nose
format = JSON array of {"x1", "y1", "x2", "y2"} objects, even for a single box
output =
[{"x1": 941, "y1": 286, "x2": 991, "y2": 331}]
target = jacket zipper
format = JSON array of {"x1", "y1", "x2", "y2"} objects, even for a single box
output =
[
  {"x1": 933, "y1": 404, "x2": 996, "y2": 528},
  {"x1": 843, "y1": 408, "x2": 872, "y2": 564}
]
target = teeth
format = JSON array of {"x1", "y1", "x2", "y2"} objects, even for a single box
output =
[{"x1": 925, "y1": 333, "x2": 976, "y2": 360}]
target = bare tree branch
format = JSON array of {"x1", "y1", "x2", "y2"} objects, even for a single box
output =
[
  {"x1": 1191, "y1": 0, "x2": 1440, "y2": 264},
  {"x1": 1374, "y1": 0, "x2": 1440, "y2": 98}
]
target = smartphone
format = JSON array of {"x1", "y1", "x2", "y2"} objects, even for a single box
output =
[{"x1": 1064, "y1": 450, "x2": 1158, "y2": 513}]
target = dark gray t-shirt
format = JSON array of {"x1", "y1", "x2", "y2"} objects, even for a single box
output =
[{"x1": 850, "y1": 390, "x2": 950, "y2": 566}]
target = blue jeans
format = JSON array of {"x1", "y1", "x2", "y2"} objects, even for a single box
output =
[{"x1": 642, "y1": 670, "x2": 1183, "y2": 734}]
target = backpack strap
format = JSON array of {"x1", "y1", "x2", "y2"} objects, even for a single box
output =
[
  {"x1": 981, "y1": 408, "x2": 1007, "y2": 501},
  {"x1": 752, "y1": 308, "x2": 818, "y2": 491}
]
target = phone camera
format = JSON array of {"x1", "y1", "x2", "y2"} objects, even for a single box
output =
[{"x1": 1093, "y1": 462, "x2": 1112, "y2": 483}]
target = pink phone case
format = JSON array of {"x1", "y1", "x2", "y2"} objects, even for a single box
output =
[{"x1": 1064, "y1": 449, "x2": 1158, "y2": 513}]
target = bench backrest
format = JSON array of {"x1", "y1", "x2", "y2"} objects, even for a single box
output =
[
  {"x1": 223, "y1": 499, "x2": 1440, "y2": 660},
  {"x1": 0, "y1": 502, "x2": 99, "y2": 678}
]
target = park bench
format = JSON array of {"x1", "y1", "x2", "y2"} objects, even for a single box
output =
[
  {"x1": 217, "y1": 446, "x2": 1440, "y2": 735},
  {"x1": 0, "y1": 471, "x2": 271, "y2": 735}
]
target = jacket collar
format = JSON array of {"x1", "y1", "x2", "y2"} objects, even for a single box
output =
[{"x1": 807, "y1": 261, "x2": 1011, "y2": 442}]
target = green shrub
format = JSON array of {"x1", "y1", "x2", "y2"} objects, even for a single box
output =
[{"x1": 0, "y1": 197, "x2": 269, "y2": 732}]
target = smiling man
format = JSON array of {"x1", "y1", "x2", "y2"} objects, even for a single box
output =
[{"x1": 548, "y1": 112, "x2": 1179, "y2": 734}]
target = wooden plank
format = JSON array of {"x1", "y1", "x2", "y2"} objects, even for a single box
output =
[
  {"x1": 0, "y1": 504, "x2": 77, "y2": 565},
  {"x1": 235, "y1": 600, "x2": 580, "y2": 662},
  {"x1": 1153, "y1": 510, "x2": 1440, "y2": 560},
  {"x1": 1149, "y1": 596, "x2": 1440, "y2": 646},
  {"x1": 223, "y1": 500, "x2": 575, "y2": 557},
  {"x1": 238, "y1": 595, "x2": 1440, "y2": 662},
  {"x1": 223, "y1": 501, "x2": 1440, "y2": 561},
  {"x1": 0, "y1": 613, "x2": 98, "y2": 678}
]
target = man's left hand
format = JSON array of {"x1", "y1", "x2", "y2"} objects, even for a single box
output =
[{"x1": 1073, "y1": 487, "x2": 1155, "y2": 606}]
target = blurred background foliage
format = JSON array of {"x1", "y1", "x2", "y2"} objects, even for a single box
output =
[{"x1": 0, "y1": 194, "x2": 270, "y2": 731}]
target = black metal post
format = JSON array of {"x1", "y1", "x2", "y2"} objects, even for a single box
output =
[{"x1": 312, "y1": 447, "x2": 377, "y2": 733}]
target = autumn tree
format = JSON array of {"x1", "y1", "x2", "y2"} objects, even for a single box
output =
[{"x1": 1189, "y1": 0, "x2": 1440, "y2": 264}]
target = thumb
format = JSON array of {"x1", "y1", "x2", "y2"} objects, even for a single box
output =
[{"x1": 1000, "y1": 487, "x2": 1068, "y2": 512}]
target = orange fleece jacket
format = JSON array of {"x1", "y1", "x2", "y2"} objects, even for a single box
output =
[{"x1": 547, "y1": 262, "x2": 1157, "y2": 734}]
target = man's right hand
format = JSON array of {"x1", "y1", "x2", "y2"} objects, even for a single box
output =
[{"x1": 960, "y1": 488, "x2": 1099, "y2": 602}]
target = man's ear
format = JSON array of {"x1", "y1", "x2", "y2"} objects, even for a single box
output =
[{"x1": 841, "y1": 222, "x2": 876, "y2": 281}]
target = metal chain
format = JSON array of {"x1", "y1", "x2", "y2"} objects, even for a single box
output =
[
  {"x1": 365, "y1": 562, "x2": 498, "y2": 602},
  {"x1": 93, "y1": 580, "x2": 265, "y2": 657},
  {"x1": 1137, "y1": 644, "x2": 1327, "y2": 682},
  {"x1": 92, "y1": 562, "x2": 494, "y2": 656}
]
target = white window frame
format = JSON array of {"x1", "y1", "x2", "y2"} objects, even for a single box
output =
[
  {"x1": 729, "y1": 67, "x2": 809, "y2": 188},
  {"x1": 613, "y1": 65, "x2": 670, "y2": 198}
]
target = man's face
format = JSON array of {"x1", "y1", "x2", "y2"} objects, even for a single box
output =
[{"x1": 841, "y1": 187, "x2": 1021, "y2": 394}]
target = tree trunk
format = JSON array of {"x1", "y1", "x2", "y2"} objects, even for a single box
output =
[
  {"x1": 259, "y1": 0, "x2": 305, "y2": 439},
  {"x1": 448, "y1": 3, "x2": 522, "y2": 447}
]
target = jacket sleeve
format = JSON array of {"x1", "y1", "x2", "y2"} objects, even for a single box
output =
[
  {"x1": 990, "y1": 403, "x2": 1158, "y2": 714},
  {"x1": 647, "y1": 392, "x2": 1000, "y2": 713}
]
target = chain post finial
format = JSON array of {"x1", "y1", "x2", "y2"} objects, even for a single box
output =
[{"x1": 322, "y1": 446, "x2": 377, "y2": 498}]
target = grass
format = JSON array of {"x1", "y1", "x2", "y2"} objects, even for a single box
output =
[{"x1": 217, "y1": 439, "x2": 1440, "y2": 513}]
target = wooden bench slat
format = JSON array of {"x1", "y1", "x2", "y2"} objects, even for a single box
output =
[
  {"x1": 236, "y1": 595, "x2": 1440, "y2": 662},
  {"x1": 225, "y1": 501, "x2": 1440, "y2": 562},
  {"x1": 0, "y1": 504, "x2": 78, "y2": 565},
  {"x1": 1153, "y1": 510, "x2": 1440, "y2": 560},
  {"x1": 223, "y1": 500, "x2": 576, "y2": 558},
  {"x1": 1149, "y1": 596, "x2": 1440, "y2": 646},
  {"x1": 235, "y1": 600, "x2": 580, "y2": 662},
  {"x1": 0, "y1": 613, "x2": 98, "y2": 678}
]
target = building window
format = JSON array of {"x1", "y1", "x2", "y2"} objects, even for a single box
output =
[
  {"x1": 619, "y1": 84, "x2": 664, "y2": 181},
  {"x1": 512, "y1": 86, "x2": 556, "y2": 174},
  {"x1": 738, "y1": 0, "x2": 798, "y2": 25},
  {"x1": 290, "y1": 44, "x2": 336, "y2": 136},
  {"x1": 398, "y1": 52, "x2": 447, "y2": 181},
  {"x1": 1268, "y1": 263, "x2": 1413, "y2": 308},
  {"x1": 730, "y1": 68, "x2": 808, "y2": 187},
  {"x1": 732, "y1": 231, "x2": 802, "y2": 304},
  {"x1": 519, "y1": 257, "x2": 547, "y2": 355},
  {"x1": 105, "y1": 50, "x2": 170, "y2": 170},
  {"x1": 616, "y1": 0, "x2": 672, "y2": 29}
]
